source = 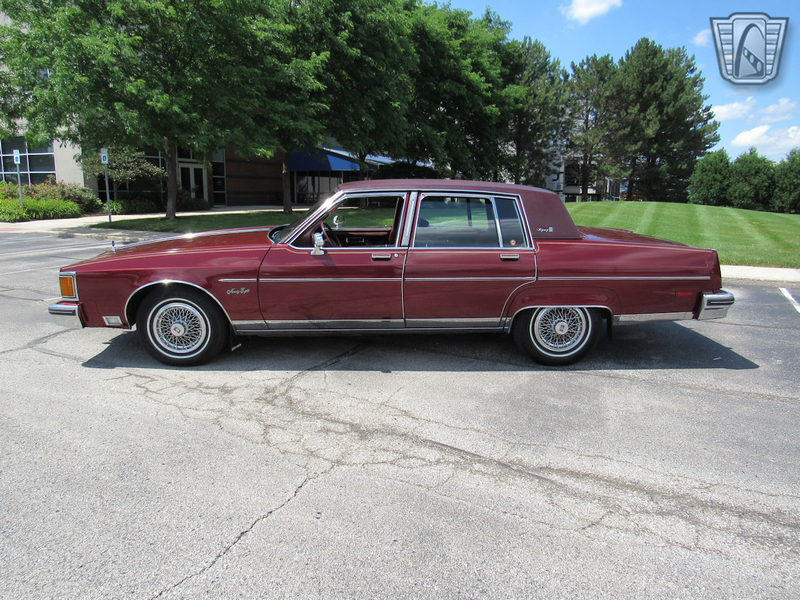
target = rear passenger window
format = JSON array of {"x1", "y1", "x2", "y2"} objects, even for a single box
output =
[
  {"x1": 413, "y1": 197, "x2": 499, "y2": 248},
  {"x1": 495, "y1": 197, "x2": 526, "y2": 248}
]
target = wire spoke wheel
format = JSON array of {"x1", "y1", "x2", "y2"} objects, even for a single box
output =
[
  {"x1": 151, "y1": 302, "x2": 208, "y2": 354},
  {"x1": 533, "y1": 307, "x2": 587, "y2": 354},
  {"x1": 513, "y1": 306, "x2": 601, "y2": 366},
  {"x1": 137, "y1": 288, "x2": 227, "y2": 366}
]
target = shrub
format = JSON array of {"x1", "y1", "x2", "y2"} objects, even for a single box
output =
[{"x1": 0, "y1": 198, "x2": 82, "y2": 222}]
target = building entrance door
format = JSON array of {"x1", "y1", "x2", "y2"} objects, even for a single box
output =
[{"x1": 179, "y1": 163, "x2": 207, "y2": 201}]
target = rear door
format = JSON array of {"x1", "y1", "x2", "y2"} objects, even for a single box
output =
[{"x1": 403, "y1": 194, "x2": 537, "y2": 329}]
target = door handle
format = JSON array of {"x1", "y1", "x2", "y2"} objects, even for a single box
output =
[
  {"x1": 500, "y1": 254, "x2": 520, "y2": 261},
  {"x1": 371, "y1": 253, "x2": 392, "y2": 261}
]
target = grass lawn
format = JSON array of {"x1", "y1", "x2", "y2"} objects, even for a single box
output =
[
  {"x1": 566, "y1": 202, "x2": 800, "y2": 269},
  {"x1": 92, "y1": 202, "x2": 800, "y2": 268}
]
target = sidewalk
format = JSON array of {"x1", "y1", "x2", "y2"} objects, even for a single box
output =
[{"x1": 2, "y1": 210, "x2": 799, "y2": 284}]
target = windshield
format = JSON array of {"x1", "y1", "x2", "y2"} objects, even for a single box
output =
[{"x1": 271, "y1": 192, "x2": 340, "y2": 243}]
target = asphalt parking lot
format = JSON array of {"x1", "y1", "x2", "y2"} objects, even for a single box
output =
[{"x1": 1, "y1": 233, "x2": 799, "y2": 599}]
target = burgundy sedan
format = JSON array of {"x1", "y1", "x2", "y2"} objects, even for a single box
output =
[{"x1": 49, "y1": 180, "x2": 734, "y2": 366}]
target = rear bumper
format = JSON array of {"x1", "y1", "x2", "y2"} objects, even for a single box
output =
[
  {"x1": 48, "y1": 302, "x2": 84, "y2": 326},
  {"x1": 697, "y1": 290, "x2": 735, "y2": 320}
]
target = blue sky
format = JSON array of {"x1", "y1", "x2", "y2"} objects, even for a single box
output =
[{"x1": 448, "y1": 0, "x2": 799, "y2": 161}]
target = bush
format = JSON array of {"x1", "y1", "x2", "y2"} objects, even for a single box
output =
[
  {"x1": 0, "y1": 179, "x2": 101, "y2": 218},
  {"x1": 0, "y1": 197, "x2": 83, "y2": 222}
]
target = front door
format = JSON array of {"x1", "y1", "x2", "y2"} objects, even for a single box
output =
[{"x1": 258, "y1": 193, "x2": 408, "y2": 330}]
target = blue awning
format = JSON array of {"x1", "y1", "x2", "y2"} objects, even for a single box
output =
[{"x1": 291, "y1": 148, "x2": 372, "y2": 172}]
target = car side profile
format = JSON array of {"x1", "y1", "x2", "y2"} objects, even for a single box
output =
[{"x1": 49, "y1": 179, "x2": 734, "y2": 366}]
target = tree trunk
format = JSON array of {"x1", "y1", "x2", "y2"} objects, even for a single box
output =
[
  {"x1": 164, "y1": 142, "x2": 179, "y2": 219},
  {"x1": 625, "y1": 158, "x2": 637, "y2": 202},
  {"x1": 580, "y1": 155, "x2": 590, "y2": 202},
  {"x1": 358, "y1": 153, "x2": 368, "y2": 181},
  {"x1": 282, "y1": 151, "x2": 292, "y2": 214}
]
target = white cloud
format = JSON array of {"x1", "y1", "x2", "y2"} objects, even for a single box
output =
[
  {"x1": 731, "y1": 125, "x2": 800, "y2": 158},
  {"x1": 712, "y1": 97, "x2": 756, "y2": 121},
  {"x1": 562, "y1": 0, "x2": 622, "y2": 25},
  {"x1": 758, "y1": 98, "x2": 797, "y2": 124},
  {"x1": 693, "y1": 29, "x2": 711, "y2": 47}
]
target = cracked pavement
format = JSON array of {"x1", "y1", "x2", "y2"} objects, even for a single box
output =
[{"x1": 1, "y1": 234, "x2": 799, "y2": 599}]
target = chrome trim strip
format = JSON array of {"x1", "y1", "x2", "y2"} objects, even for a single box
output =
[
  {"x1": 617, "y1": 312, "x2": 693, "y2": 323},
  {"x1": 231, "y1": 320, "x2": 268, "y2": 332},
  {"x1": 265, "y1": 319, "x2": 405, "y2": 330},
  {"x1": 124, "y1": 280, "x2": 233, "y2": 327},
  {"x1": 261, "y1": 278, "x2": 403, "y2": 283},
  {"x1": 537, "y1": 276, "x2": 712, "y2": 281},
  {"x1": 405, "y1": 318, "x2": 500, "y2": 328},
  {"x1": 284, "y1": 191, "x2": 343, "y2": 247},
  {"x1": 405, "y1": 277, "x2": 535, "y2": 282},
  {"x1": 401, "y1": 192, "x2": 418, "y2": 247},
  {"x1": 219, "y1": 278, "x2": 258, "y2": 283},
  {"x1": 697, "y1": 290, "x2": 735, "y2": 320}
]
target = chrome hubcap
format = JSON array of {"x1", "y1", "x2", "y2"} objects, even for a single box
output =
[
  {"x1": 533, "y1": 307, "x2": 588, "y2": 354},
  {"x1": 151, "y1": 301, "x2": 208, "y2": 355}
]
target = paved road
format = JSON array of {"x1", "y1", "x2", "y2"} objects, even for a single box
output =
[{"x1": 1, "y1": 233, "x2": 799, "y2": 599}]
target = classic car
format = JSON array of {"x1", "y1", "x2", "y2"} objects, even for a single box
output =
[{"x1": 49, "y1": 179, "x2": 734, "y2": 366}]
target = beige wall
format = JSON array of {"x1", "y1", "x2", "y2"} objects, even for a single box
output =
[{"x1": 53, "y1": 142, "x2": 87, "y2": 186}]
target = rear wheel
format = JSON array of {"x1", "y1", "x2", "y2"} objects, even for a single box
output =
[
  {"x1": 513, "y1": 307, "x2": 600, "y2": 366},
  {"x1": 136, "y1": 288, "x2": 227, "y2": 366}
]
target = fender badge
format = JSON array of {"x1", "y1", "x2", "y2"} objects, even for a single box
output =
[{"x1": 226, "y1": 287, "x2": 251, "y2": 295}]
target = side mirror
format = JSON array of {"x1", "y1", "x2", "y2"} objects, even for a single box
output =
[
  {"x1": 311, "y1": 232, "x2": 325, "y2": 256},
  {"x1": 333, "y1": 215, "x2": 345, "y2": 229}
]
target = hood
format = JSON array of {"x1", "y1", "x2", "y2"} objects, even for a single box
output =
[{"x1": 64, "y1": 227, "x2": 276, "y2": 270}]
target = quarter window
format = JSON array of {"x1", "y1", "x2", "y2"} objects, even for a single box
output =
[{"x1": 495, "y1": 197, "x2": 527, "y2": 248}]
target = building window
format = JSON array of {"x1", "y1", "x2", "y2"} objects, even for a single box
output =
[{"x1": 0, "y1": 137, "x2": 56, "y2": 185}]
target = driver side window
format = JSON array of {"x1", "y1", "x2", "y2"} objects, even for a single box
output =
[{"x1": 296, "y1": 194, "x2": 405, "y2": 248}]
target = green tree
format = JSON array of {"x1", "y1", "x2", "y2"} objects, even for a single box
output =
[
  {"x1": 688, "y1": 148, "x2": 731, "y2": 206},
  {"x1": 79, "y1": 148, "x2": 167, "y2": 203},
  {"x1": 609, "y1": 39, "x2": 718, "y2": 202},
  {"x1": 321, "y1": 0, "x2": 415, "y2": 178},
  {"x1": 401, "y1": 4, "x2": 509, "y2": 179},
  {"x1": 729, "y1": 148, "x2": 775, "y2": 211},
  {"x1": 773, "y1": 148, "x2": 800, "y2": 214},
  {"x1": 567, "y1": 54, "x2": 616, "y2": 201},
  {"x1": 502, "y1": 38, "x2": 570, "y2": 186},
  {"x1": 0, "y1": 0, "x2": 326, "y2": 218}
]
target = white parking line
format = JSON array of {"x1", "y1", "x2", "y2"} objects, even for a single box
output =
[{"x1": 779, "y1": 288, "x2": 800, "y2": 315}]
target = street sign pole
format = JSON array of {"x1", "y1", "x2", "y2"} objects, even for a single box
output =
[
  {"x1": 13, "y1": 150, "x2": 22, "y2": 207},
  {"x1": 101, "y1": 148, "x2": 111, "y2": 223}
]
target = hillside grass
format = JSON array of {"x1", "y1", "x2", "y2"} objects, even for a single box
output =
[
  {"x1": 565, "y1": 202, "x2": 800, "y2": 268},
  {"x1": 92, "y1": 202, "x2": 800, "y2": 268}
]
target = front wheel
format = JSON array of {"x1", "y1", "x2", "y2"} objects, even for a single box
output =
[
  {"x1": 136, "y1": 288, "x2": 227, "y2": 366},
  {"x1": 513, "y1": 307, "x2": 601, "y2": 366}
]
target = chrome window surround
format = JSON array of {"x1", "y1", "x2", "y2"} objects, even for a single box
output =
[
  {"x1": 286, "y1": 191, "x2": 408, "y2": 250},
  {"x1": 411, "y1": 193, "x2": 529, "y2": 250}
]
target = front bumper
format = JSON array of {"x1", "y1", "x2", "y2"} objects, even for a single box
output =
[
  {"x1": 697, "y1": 290, "x2": 735, "y2": 320},
  {"x1": 48, "y1": 302, "x2": 84, "y2": 326}
]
